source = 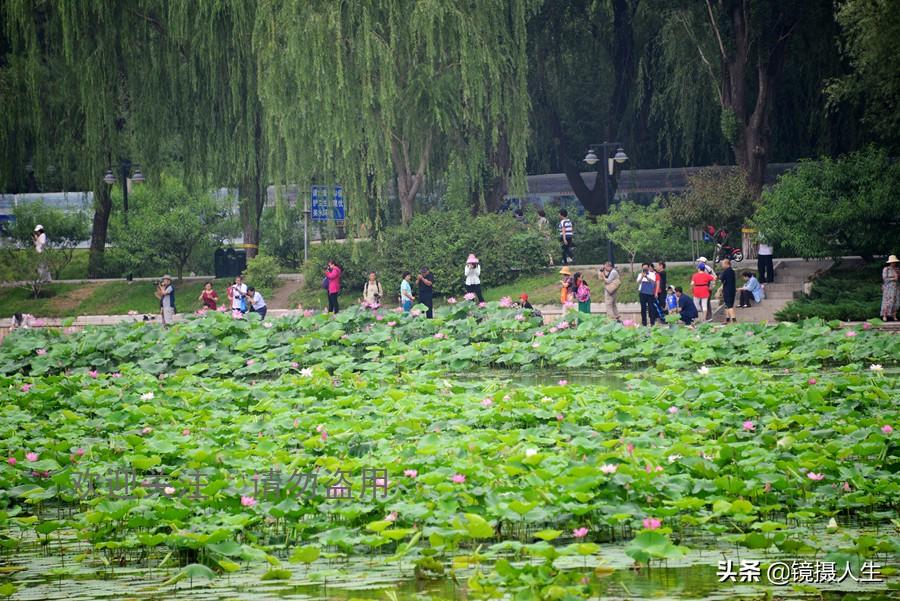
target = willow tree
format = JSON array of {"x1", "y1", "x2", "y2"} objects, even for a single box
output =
[
  {"x1": 254, "y1": 0, "x2": 531, "y2": 225},
  {"x1": 1, "y1": 1, "x2": 173, "y2": 276}
]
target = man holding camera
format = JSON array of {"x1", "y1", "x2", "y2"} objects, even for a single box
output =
[{"x1": 155, "y1": 275, "x2": 176, "y2": 326}]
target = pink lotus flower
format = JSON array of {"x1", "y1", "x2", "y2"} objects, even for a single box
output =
[
  {"x1": 742, "y1": 420, "x2": 755, "y2": 431},
  {"x1": 300, "y1": 367, "x2": 313, "y2": 377},
  {"x1": 600, "y1": 464, "x2": 618, "y2": 474},
  {"x1": 549, "y1": 327, "x2": 558, "y2": 334},
  {"x1": 232, "y1": 310, "x2": 244, "y2": 319},
  {"x1": 21, "y1": 383, "x2": 32, "y2": 393},
  {"x1": 842, "y1": 481, "x2": 851, "y2": 492},
  {"x1": 75, "y1": 447, "x2": 85, "y2": 456},
  {"x1": 340, "y1": 334, "x2": 349, "y2": 339},
  {"x1": 434, "y1": 332, "x2": 447, "y2": 340},
  {"x1": 404, "y1": 469, "x2": 418, "y2": 478},
  {"x1": 36, "y1": 349, "x2": 46, "y2": 356},
  {"x1": 656, "y1": 466, "x2": 663, "y2": 472},
  {"x1": 499, "y1": 296, "x2": 513, "y2": 308},
  {"x1": 7, "y1": 457, "x2": 16, "y2": 466},
  {"x1": 411, "y1": 309, "x2": 422, "y2": 317},
  {"x1": 622, "y1": 319, "x2": 636, "y2": 327},
  {"x1": 845, "y1": 330, "x2": 858, "y2": 337},
  {"x1": 532, "y1": 342, "x2": 540, "y2": 348},
  {"x1": 580, "y1": 576, "x2": 590, "y2": 585},
  {"x1": 376, "y1": 314, "x2": 384, "y2": 321},
  {"x1": 451, "y1": 474, "x2": 466, "y2": 484},
  {"x1": 246, "y1": 359, "x2": 255, "y2": 366},
  {"x1": 556, "y1": 413, "x2": 564, "y2": 421},
  {"x1": 291, "y1": 361, "x2": 299, "y2": 369},
  {"x1": 385, "y1": 511, "x2": 398, "y2": 522},
  {"x1": 26, "y1": 452, "x2": 38, "y2": 462},
  {"x1": 882, "y1": 425, "x2": 893, "y2": 435},
  {"x1": 315, "y1": 424, "x2": 325, "y2": 432},
  {"x1": 558, "y1": 379, "x2": 568, "y2": 386},
  {"x1": 447, "y1": 297, "x2": 457, "y2": 304},
  {"x1": 535, "y1": 331, "x2": 544, "y2": 337},
  {"x1": 643, "y1": 517, "x2": 662, "y2": 530},
  {"x1": 807, "y1": 472, "x2": 825, "y2": 481},
  {"x1": 182, "y1": 428, "x2": 191, "y2": 436},
  {"x1": 573, "y1": 527, "x2": 589, "y2": 538},
  {"x1": 164, "y1": 486, "x2": 176, "y2": 495},
  {"x1": 464, "y1": 292, "x2": 477, "y2": 301},
  {"x1": 88, "y1": 370, "x2": 98, "y2": 378},
  {"x1": 140, "y1": 392, "x2": 155, "y2": 401},
  {"x1": 240, "y1": 495, "x2": 256, "y2": 507},
  {"x1": 263, "y1": 321, "x2": 273, "y2": 328},
  {"x1": 303, "y1": 309, "x2": 315, "y2": 317},
  {"x1": 111, "y1": 372, "x2": 121, "y2": 378},
  {"x1": 293, "y1": 418, "x2": 300, "y2": 428},
  {"x1": 387, "y1": 321, "x2": 397, "y2": 326},
  {"x1": 320, "y1": 430, "x2": 328, "y2": 441},
  {"x1": 141, "y1": 427, "x2": 153, "y2": 435},
  {"x1": 763, "y1": 482, "x2": 772, "y2": 493},
  {"x1": 557, "y1": 321, "x2": 570, "y2": 330},
  {"x1": 515, "y1": 314, "x2": 525, "y2": 321},
  {"x1": 862, "y1": 322, "x2": 872, "y2": 330},
  {"x1": 481, "y1": 397, "x2": 493, "y2": 407},
  {"x1": 216, "y1": 305, "x2": 229, "y2": 312},
  {"x1": 668, "y1": 406, "x2": 678, "y2": 414},
  {"x1": 626, "y1": 443, "x2": 635, "y2": 455},
  {"x1": 808, "y1": 377, "x2": 817, "y2": 385}
]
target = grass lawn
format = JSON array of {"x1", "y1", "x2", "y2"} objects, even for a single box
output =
[
  {"x1": 288, "y1": 265, "x2": 703, "y2": 310},
  {"x1": 0, "y1": 278, "x2": 280, "y2": 318}
]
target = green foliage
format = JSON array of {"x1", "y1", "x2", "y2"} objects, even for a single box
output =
[
  {"x1": 302, "y1": 240, "x2": 377, "y2": 300},
  {"x1": 595, "y1": 200, "x2": 688, "y2": 271},
  {"x1": 776, "y1": 261, "x2": 883, "y2": 322},
  {"x1": 827, "y1": 0, "x2": 900, "y2": 146},
  {"x1": 242, "y1": 254, "x2": 281, "y2": 290},
  {"x1": 7, "y1": 201, "x2": 90, "y2": 280},
  {"x1": 753, "y1": 147, "x2": 900, "y2": 258},
  {"x1": 108, "y1": 176, "x2": 234, "y2": 279},
  {"x1": 668, "y1": 168, "x2": 755, "y2": 232},
  {"x1": 259, "y1": 206, "x2": 305, "y2": 269}
]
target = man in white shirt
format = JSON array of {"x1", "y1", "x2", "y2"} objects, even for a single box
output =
[
  {"x1": 230, "y1": 275, "x2": 248, "y2": 312},
  {"x1": 635, "y1": 262, "x2": 659, "y2": 326},
  {"x1": 757, "y1": 239, "x2": 774, "y2": 283},
  {"x1": 247, "y1": 286, "x2": 267, "y2": 320}
]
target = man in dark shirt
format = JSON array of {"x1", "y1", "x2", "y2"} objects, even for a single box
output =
[
  {"x1": 674, "y1": 286, "x2": 698, "y2": 325},
  {"x1": 416, "y1": 267, "x2": 435, "y2": 318},
  {"x1": 720, "y1": 258, "x2": 737, "y2": 323}
]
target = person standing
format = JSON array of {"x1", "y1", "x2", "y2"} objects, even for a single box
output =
[
  {"x1": 362, "y1": 271, "x2": 383, "y2": 307},
  {"x1": 156, "y1": 275, "x2": 176, "y2": 326},
  {"x1": 654, "y1": 261, "x2": 667, "y2": 315},
  {"x1": 32, "y1": 224, "x2": 50, "y2": 283},
  {"x1": 559, "y1": 266, "x2": 574, "y2": 305},
  {"x1": 720, "y1": 258, "x2": 737, "y2": 323},
  {"x1": 636, "y1": 262, "x2": 658, "y2": 326},
  {"x1": 536, "y1": 209, "x2": 549, "y2": 232},
  {"x1": 416, "y1": 267, "x2": 435, "y2": 318},
  {"x1": 464, "y1": 254, "x2": 484, "y2": 302},
  {"x1": 691, "y1": 263, "x2": 716, "y2": 321},
  {"x1": 247, "y1": 286, "x2": 267, "y2": 320},
  {"x1": 324, "y1": 260, "x2": 342, "y2": 314},
  {"x1": 574, "y1": 272, "x2": 591, "y2": 314},
  {"x1": 600, "y1": 261, "x2": 621, "y2": 321},
  {"x1": 400, "y1": 271, "x2": 415, "y2": 312},
  {"x1": 880, "y1": 255, "x2": 899, "y2": 321},
  {"x1": 558, "y1": 209, "x2": 574, "y2": 265},
  {"x1": 198, "y1": 282, "x2": 218, "y2": 310},
  {"x1": 757, "y1": 237, "x2": 775, "y2": 283},
  {"x1": 229, "y1": 275, "x2": 248, "y2": 313}
]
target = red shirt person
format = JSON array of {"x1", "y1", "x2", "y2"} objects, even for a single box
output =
[{"x1": 691, "y1": 264, "x2": 716, "y2": 320}]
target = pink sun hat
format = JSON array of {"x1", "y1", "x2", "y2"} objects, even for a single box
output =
[{"x1": 466, "y1": 254, "x2": 479, "y2": 264}]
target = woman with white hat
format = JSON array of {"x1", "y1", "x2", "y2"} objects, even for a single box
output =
[
  {"x1": 881, "y1": 255, "x2": 899, "y2": 321},
  {"x1": 464, "y1": 254, "x2": 484, "y2": 302}
]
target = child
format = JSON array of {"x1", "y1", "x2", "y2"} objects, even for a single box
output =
[
  {"x1": 665, "y1": 285, "x2": 678, "y2": 314},
  {"x1": 246, "y1": 286, "x2": 267, "y2": 320},
  {"x1": 559, "y1": 266, "x2": 574, "y2": 304}
]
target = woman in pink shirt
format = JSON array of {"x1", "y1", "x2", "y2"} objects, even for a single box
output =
[{"x1": 325, "y1": 260, "x2": 342, "y2": 313}]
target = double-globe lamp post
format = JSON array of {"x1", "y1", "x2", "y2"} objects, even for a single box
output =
[
  {"x1": 103, "y1": 160, "x2": 144, "y2": 282},
  {"x1": 584, "y1": 143, "x2": 628, "y2": 264}
]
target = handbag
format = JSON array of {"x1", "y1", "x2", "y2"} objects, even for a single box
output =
[
  {"x1": 239, "y1": 296, "x2": 247, "y2": 313},
  {"x1": 322, "y1": 276, "x2": 329, "y2": 290}
]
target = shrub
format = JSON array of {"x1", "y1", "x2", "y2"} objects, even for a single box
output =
[
  {"x1": 259, "y1": 205, "x2": 306, "y2": 269},
  {"x1": 243, "y1": 254, "x2": 282, "y2": 289},
  {"x1": 776, "y1": 261, "x2": 883, "y2": 321},
  {"x1": 302, "y1": 240, "x2": 377, "y2": 297}
]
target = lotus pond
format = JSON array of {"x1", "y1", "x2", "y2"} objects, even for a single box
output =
[{"x1": 0, "y1": 303, "x2": 897, "y2": 600}]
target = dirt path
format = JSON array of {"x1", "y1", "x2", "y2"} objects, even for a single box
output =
[{"x1": 267, "y1": 276, "x2": 304, "y2": 309}]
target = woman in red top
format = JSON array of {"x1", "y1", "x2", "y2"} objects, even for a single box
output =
[
  {"x1": 198, "y1": 282, "x2": 218, "y2": 310},
  {"x1": 325, "y1": 260, "x2": 342, "y2": 314},
  {"x1": 690, "y1": 264, "x2": 716, "y2": 321}
]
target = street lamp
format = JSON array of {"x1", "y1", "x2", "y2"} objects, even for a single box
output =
[
  {"x1": 103, "y1": 160, "x2": 144, "y2": 281},
  {"x1": 584, "y1": 143, "x2": 628, "y2": 263}
]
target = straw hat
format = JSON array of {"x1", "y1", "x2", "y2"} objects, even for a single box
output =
[
  {"x1": 887, "y1": 255, "x2": 900, "y2": 264},
  {"x1": 161, "y1": 274, "x2": 173, "y2": 281},
  {"x1": 34, "y1": 224, "x2": 44, "y2": 232},
  {"x1": 559, "y1": 266, "x2": 573, "y2": 276},
  {"x1": 466, "y1": 253, "x2": 479, "y2": 264}
]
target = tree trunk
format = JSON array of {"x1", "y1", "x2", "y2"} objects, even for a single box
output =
[
  {"x1": 87, "y1": 182, "x2": 112, "y2": 278},
  {"x1": 390, "y1": 131, "x2": 433, "y2": 225},
  {"x1": 241, "y1": 111, "x2": 266, "y2": 259},
  {"x1": 548, "y1": 110, "x2": 607, "y2": 216},
  {"x1": 607, "y1": 0, "x2": 636, "y2": 142},
  {"x1": 483, "y1": 130, "x2": 511, "y2": 213}
]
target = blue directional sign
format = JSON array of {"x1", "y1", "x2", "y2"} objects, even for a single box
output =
[
  {"x1": 332, "y1": 185, "x2": 345, "y2": 221},
  {"x1": 311, "y1": 185, "x2": 329, "y2": 222}
]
